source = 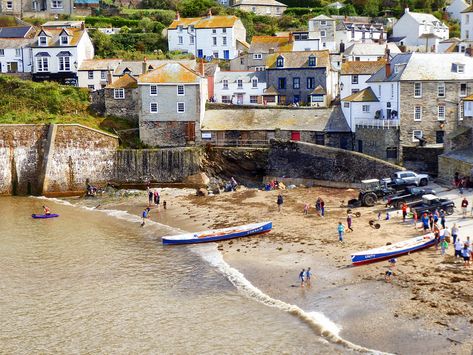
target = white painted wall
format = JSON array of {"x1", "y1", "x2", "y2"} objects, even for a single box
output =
[
  {"x1": 31, "y1": 46, "x2": 78, "y2": 74},
  {"x1": 447, "y1": 0, "x2": 469, "y2": 22},
  {"x1": 461, "y1": 11, "x2": 473, "y2": 40},
  {"x1": 292, "y1": 39, "x2": 320, "y2": 51},
  {"x1": 214, "y1": 73, "x2": 266, "y2": 105},
  {"x1": 339, "y1": 73, "x2": 372, "y2": 99},
  {"x1": 77, "y1": 69, "x2": 109, "y2": 90},
  {"x1": 0, "y1": 47, "x2": 32, "y2": 73}
]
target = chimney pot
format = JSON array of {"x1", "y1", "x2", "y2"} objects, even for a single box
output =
[
  {"x1": 385, "y1": 62, "x2": 391, "y2": 78},
  {"x1": 269, "y1": 47, "x2": 275, "y2": 54},
  {"x1": 176, "y1": 11, "x2": 180, "y2": 20},
  {"x1": 208, "y1": 9, "x2": 212, "y2": 17}
]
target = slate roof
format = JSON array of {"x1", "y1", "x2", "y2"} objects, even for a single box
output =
[
  {"x1": 341, "y1": 87, "x2": 379, "y2": 102},
  {"x1": 33, "y1": 27, "x2": 84, "y2": 47},
  {"x1": 79, "y1": 59, "x2": 122, "y2": 71},
  {"x1": 248, "y1": 35, "x2": 292, "y2": 53},
  {"x1": 169, "y1": 15, "x2": 239, "y2": 29},
  {"x1": 42, "y1": 21, "x2": 84, "y2": 28},
  {"x1": 138, "y1": 62, "x2": 202, "y2": 84},
  {"x1": 215, "y1": 70, "x2": 266, "y2": 83},
  {"x1": 0, "y1": 38, "x2": 35, "y2": 49},
  {"x1": 232, "y1": 0, "x2": 287, "y2": 7},
  {"x1": 201, "y1": 106, "x2": 350, "y2": 132},
  {"x1": 461, "y1": 4, "x2": 473, "y2": 12},
  {"x1": 0, "y1": 26, "x2": 33, "y2": 38},
  {"x1": 341, "y1": 59, "x2": 386, "y2": 75},
  {"x1": 113, "y1": 59, "x2": 196, "y2": 77},
  {"x1": 344, "y1": 42, "x2": 401, "y2": 56},
  {"x1": 106, "y1": 73, "x2": 138, "y2": 89},
  {"x1": 266, "y1": 50, "x2": 330, "y2": 69}
]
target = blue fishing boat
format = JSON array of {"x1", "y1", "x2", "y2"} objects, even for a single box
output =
[
  {"x1": 162, "y1": 221, "x2": 272, "y2": 245},
  {"x1": 351, "y1": 233, "x2": 435, "y2": 266},
  {"x1": 32, "y1": 214, "x2": 59, "y2": 219}
]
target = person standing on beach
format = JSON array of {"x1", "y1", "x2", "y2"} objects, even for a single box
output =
[
  {"x1": 320, "y1": 198, "x2": 325, "y2": 217},
  {"x1": 461, "y1": 197, "x2": 468, "y2": 217},
  {"x1": 305, "y1": 267, "x2": 312, "y2": 286},
  {"x1": 452, "y1": 223, "x2": 459, "y2": 245},
  {"x1": 461, "y1": 245, "x2": 471, "y2": 267},
  {"x1": 277, "y1": 193, "x2": 283, "y2": 212},
  {"x1": 428, "y1": 212, "x2": 434, "y2": 231},
  {"x1": 141, "y1": 207, "x2": 151, "y2": 227},
  {"x1": 455, "y1": 237, "x2": 463, "y2": 258},
  {"x1": 413, "y1": 209, "x2": 418, "y2": 229},
  {"x1": 303, "y1": 203, "x2": 309, "y2": 215},
  {"x1": 440, "y1": 238, "x2": 448, "y2": 256},
  {"x1": 402, "y1": 203, "x2": 408, "y2": 222},
  {"x1": 299, "y1": 269, "x2": 305, "y2": 287},
  {"x1": 315, "y1": 198, "x2": 321, "y2": 216},
  {"x1": 148, "y1": 189, "x2": 153, "y2": 207},
  {"x1": 346, "y1": 211, "x2": 353, "y2": 231},
  {"x1": 421, "y1": 213, "x2": 429, "y2": 232},
  {"x1": 337, "y1": 222, "x2": 345, "y2": 243}
]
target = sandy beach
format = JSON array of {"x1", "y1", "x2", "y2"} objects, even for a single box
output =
[{"x1": 84, "y1": 185, "x2": 473, "y2": 354}]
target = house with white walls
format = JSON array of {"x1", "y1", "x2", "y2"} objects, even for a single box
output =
[
  {"x1": 461, "y1": 4, "x2": 473, "y2": 40},
  {"x1": 342, "y1": 42, "x2": 401, "y2": 61},
  {"x1": 30, "y1": 22, "x2": 94, "y2": 85},
  {"x1": 392, "y1": 8, "x2": 449, "y2": 50},
  {"x1": 214, "y1": 70, "x2": 266, "y2": 105},
  {"x1": 0, "y1": 25, "x2": 35, "y2": 74},
  {"x1": 77, "y1": 58, "x2": 121, "y2": 90},
  {"x1": 167, "y1": 11, "x2": 248, "y2": 60},
  {"x1": 335, "y1": 19, "x2": 387, "y2": 45},
  {"x1": 447, "y1": 0, "x2": 470, "y2": 22},
  {"x1": 339, "y1": 60, "x2": 386, "y2": 100}
]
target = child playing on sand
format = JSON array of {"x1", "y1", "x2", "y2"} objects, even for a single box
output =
[
  {"x1": 337, "y1": 222, "x2": 345, "y2": 243},
  {"x1": 141, "y1": 207, "x2": 151, "y2": 227},
  {"x1": 385, "y1": 270, "x2": 393, "y2": 283},
  {"x1": 440, "y1": 238, "x2": 448, "y2": 256},
  {"x1": 388, "y1": 258, "x2": 397, "y2": 268},
  {"x1": 299, "y1": 269, "x2": 305, "y2": 287},
  {"x1": 461, "y1": 245, "x2": 471, "y2": 267},
  {"x1": 304, "y1": 203, "x2": 309, "y2": 215},
  {"x1": 305, "y1": 267, "x2": 312, "y2": 286}
]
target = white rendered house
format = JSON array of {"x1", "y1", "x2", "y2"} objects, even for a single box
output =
[
  {"x1": 31, "y1": 23, "x2": 94, "y2": 85},
  {"x1": 214, "y1": 70, "x2": 266, "y2": 105},
  {"x1": 461, "y1": 5, "x2": 473, "y2": 40},
  {"x1": 392, "y1": 8, "x2": 449, "y2": 49},
  {"x1": 447, "y1": 0, "x2": 470, "y2": 22},
  {"x1": 0, "y1": 26, "x2": 36, "y2": 73},
  {"x1": 167, "y1": 11, "x2": 247, "y2": 60}
]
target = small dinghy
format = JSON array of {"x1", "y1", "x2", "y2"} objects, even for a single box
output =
[
  {"x1": 32, "y1": 214, "x2": 59, "y2": 219},
  {"x1": 351, "y1": 233, "x2": 435, "y2": 266},
  {"x1": 162, "y1": 221, "x2": 272, "y2": 245}
]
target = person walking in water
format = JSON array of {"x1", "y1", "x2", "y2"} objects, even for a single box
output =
[
  {"x1": 148, "y1": 189, "x2": 153, "y2": 207},
  {"x1": 338, "y1": 222, "x2": 345, "y2": 243},
  {"x1": 141, "y1": 207, "x2": 151, "y2": 227},
  {"x1": 277, "y1": 193, "x2": 283, "y2": 212},
  {"x1": 299, "y1": 269, "x2": 305, "y2": 287},
  {"x1": 305, "y1": 267, "x2": 312, "y2": 286}
]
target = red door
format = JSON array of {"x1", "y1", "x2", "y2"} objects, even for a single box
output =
[{"x1": 291, "y1": 131, "x2": 301, "y2": 141}]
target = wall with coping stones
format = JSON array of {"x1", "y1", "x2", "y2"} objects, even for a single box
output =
[{"x1": 267, "y1": 139, "x2": 403, "y2": 183}]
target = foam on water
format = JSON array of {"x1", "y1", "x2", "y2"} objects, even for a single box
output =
[
  {"x1": 191, "y1": 243, "x2": 389, "y2": 354},
  {"x1": 36, "y1": 196, "x2": 389, "y2": 354}
]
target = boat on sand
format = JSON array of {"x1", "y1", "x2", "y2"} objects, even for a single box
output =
[
  {"x1": 351, "y1": 233, "x2": 435, "y2": 266},
  {"x1": 162, "y1": 221, "x2": 272, "y2": 245},
  {"x1": 32, "y1": 214, "x2": 59, "y2": 219}
]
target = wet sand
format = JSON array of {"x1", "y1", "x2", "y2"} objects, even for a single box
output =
[{"x1": 81, "y1": 187, "x2": 473, "y2": 354}]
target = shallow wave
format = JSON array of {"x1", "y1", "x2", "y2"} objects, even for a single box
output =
[{"x1": 190, "y1": 243, "x2": 388, "y2": 354}]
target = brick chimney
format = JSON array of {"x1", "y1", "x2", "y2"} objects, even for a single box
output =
[
  {"x1": 207, "y1": 9, "x2": 212, "y2": 17},
  {"x1": 80, "y1": 22, "x2": 85, "y2": 31},
  {"x1": 385, "y1": 45, "x2": 391, "y2": 78},
  {"x1": 199, "y1": 58, "x2": 205, "y2": 76},
  {"x1": 175, "y1": 11, "x2": 180, "y2": 20}
]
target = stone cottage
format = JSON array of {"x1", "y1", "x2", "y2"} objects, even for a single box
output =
[{"x1": 104, "y1": 73, "x2": 139, "y2": 124}]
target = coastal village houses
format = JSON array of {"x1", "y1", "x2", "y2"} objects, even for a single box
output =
[
  {"x1": 339, "y1": 59, "x2": 386, "y2": 101},
  {"x1": 167, "y1": 11, "x2": 248, "y2": 60},
  {"x1": 341, "y1": 53, "x2": 473, "y2": 167},
  {"x1": 0, "y1": 24, "x2": 35, "y2": 74},
  {"x1": 461, "y1": 4, "x2": 473, "y2": 40},
  {"x1": 447, "y1": 0, "x2": 470, "y2": 22},
  {"x1": 137, "y1": 62, "x2": 207, "y2": 147},
  {"x1": 31, "y1": 22, "x2": 94, "y2": 85},
  {"x1": 231, "y1": 0, "x2": 287, "y2": 17},
  {"x1": 213, "y1": 70, "x2": 266, "y2": 105},
  {"x1": 392, "y1": 8, "x2": 449, "y2": 50}
]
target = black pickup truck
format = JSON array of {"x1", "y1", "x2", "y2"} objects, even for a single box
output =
[
  {"x1": 410, "y1": 194, "x2": 455, "y2": 215},
  {"x1": 386, "y1": 187, "x2": 436, "y2": 209}
]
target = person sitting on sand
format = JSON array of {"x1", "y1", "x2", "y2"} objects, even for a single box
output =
[
  {"x1": 388, "y1": 258, "x2": 397, "y2": 268},
  {"x1": 299, "y1": 269, "x2": 305, "y2": 287},
  {"x1": 385, "y1": 270, "x2": 393, "y2": 283},
  {"x1": 42, "y1": 205, "x2": 51, "y2": 215}
]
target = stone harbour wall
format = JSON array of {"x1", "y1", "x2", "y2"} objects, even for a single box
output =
[{"x1": 267, "y1": 139, "x2": 403, "y2": 183}]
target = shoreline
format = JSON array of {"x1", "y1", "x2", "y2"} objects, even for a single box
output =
[{"x1": 68, "y1": 186, "x2": 473, "y2": 354}]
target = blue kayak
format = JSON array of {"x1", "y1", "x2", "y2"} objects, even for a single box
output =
[{"x1": 32, "y1": 214, "x2": 59, "y2": 219}]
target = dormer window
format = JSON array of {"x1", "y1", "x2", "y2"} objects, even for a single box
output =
[
  {"x1": 452, "y1": 63, "x2": 465, "y2": 73},
  {"x1": 39, "y1": 36, "x2": 47, "y2": 46},
  {"x1": 276, "y1": 56, "x2": 284, "y2": 68},
  {"x1": 178, "y1": 25, "x2": 183, "y2": 32},
  {"x1": 308, "y1": 55, "x2": 316, "y2": 67},
  {"x1": 60, "y1": 35, "x2": 68, "y2": 45}
]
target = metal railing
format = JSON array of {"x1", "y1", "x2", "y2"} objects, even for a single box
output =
[
  {"x1": 355, "y1": 118, "x2": 400, "y2": 129},
  {"x1": 206, "y1": 139, "x2": 270, "y2": 147}
]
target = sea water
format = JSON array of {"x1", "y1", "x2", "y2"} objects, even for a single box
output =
[{"x1": 0, "y1": 197, "x2": 363, "y2": 354}]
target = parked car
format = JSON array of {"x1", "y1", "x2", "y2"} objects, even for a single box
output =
[
  {"x1": 392, "y1": 171, "x2": 429, "y2": 187},
  {"x1": 349, "y1": 179, "x2": 396, "y2": 207},
  {"x1": 385, "y1": 178, "x2": 418, "y2": 191},
  {"x1": 410, "y1": 194, "x2": 455, "y2": 215},
  {"x1": 386, "y1": 187, "x2": 436, "y2": 209}
]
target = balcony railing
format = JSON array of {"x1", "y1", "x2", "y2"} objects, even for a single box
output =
[{"x1": 355, "y1": 118, "x2": 400, "y2": 129}]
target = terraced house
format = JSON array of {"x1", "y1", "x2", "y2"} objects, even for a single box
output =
[
  {"x1": 264, "y1": 50, "x2": 335, "y2": 107},
  {"x1": 138, "y1": 62, "x2": 207, "y2": 147}
]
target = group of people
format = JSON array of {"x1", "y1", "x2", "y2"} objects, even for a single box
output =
[
  {"x1": 224, "y1": 177, "x2": 238, "y2": 192},
  {"x1": 298, "y1": 267, "x2": 313, "y2": 287},
  {"x1": 454, "y1": 172, "x2": 473, "y2": 193},
  {"x1": 265, "y1": 180, "x2": 286, "y2": 191},
  {"x1": 143, "y1": 187, "x2": 167, "y2": 226},
  {"x1": 301, "y1": 197, "x2": 326, "y2": 217}
]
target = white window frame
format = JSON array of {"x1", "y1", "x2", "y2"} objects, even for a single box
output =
[
  {"x1": 250, "y1": 95, "x2": 258, "y2": 104},
  {"x1": 88, "y1": 85, "x2": 95, "y2": 90},
  {"x1": 39, "y1": 36, "x2": 47, "y2": 46},
  {"x1": 253, "y1": 53, "x2": 262, "y2": 60},
  {"x1": 237, "y1": 79, "x2": 243, "y2": 89},
  {"x1": 189, "y1": 35, "x2": 194, "y2": 45},
  {"x1": 178, "y1": 36, "x2": 183, "y2": 45},
  {"x1": 320, "y1": 30, "x2": 326, "y2": 38},
  {"x1": 0, "y1": 49, "x2": 4, "y2": 56},
  {"x1": 251, "y1": 78, "x2": 258, "y2": 88},
  {"x1": 101, "y1": 71, "x2": 106, "y2": 80},
  {"x1": 177, "y1": 102, "x2": 185, "y2": 113},
  {"x1": 457, "y1": 64, "x2": 465, "y2": 73},
  {"x1": 6, "y1": 0, "x2": 13, "y2": 9},
  {"x1": 412, "y1": 130, "x2": 423, "y2": 142},
  {"x1": 150, "y1": 102, "x2": 158, "y2": 113},
  {"x1": 114, "y1": 88, "x2": 125, "y2": 100},
  {"x1": 51, "y1": 0, "x2": 63, "y2": 8},
  {"x1": 222, "y1": 37, "x2": 227, "y2": 46},
  {"x1": 362, "y1": 105, "x2": 370, "y2": 113},
  {"x1": 212, "y1": 37, "x2": 217, "y2": 46},
  {"x1": 58, "y1": 56, "x2": 71, "y2": 71},
  {"x1": 15, "y1": 48, "x2": 21, "y2": 57},
  {"x1": 351, "y1": 75, "x2": 358, "y2": 84},
  {"x1": 36, "y1": 57, "x2": 49, "y2": 72},
  {"x1": 414, "y1": 82, "x2": 422, "y2": 98},
  {"x1": 320, "y1": 20, "x2": 327, "y2": 26},
  {"x1": 437, "y1": 105, "x2": 446, "y2": 121},
  {"x1": 414, "y1": 106, "x2": 422, "y2": 121},
  {"x1": 437, "y1": 82, "x2": 445, "y2": 97},
  {"x1": 88, "y1": 71, "x2": 94, "y2": 79},
  {"x1": 222, "y1": 80, "x2": 228, "y2": 89},
  {"x1": 177, "y1": 85, "x2": 185, "y2": 95},
  {"x1": 460, "y1": 83, "x2": 468, "y2": 97},
  {"x1": 221, "y1": 95, "x2": 231, "y2": 103},
  {"x1": 150, "y1": 85, "x2": 158, "y2": 96},
  {"x1": 60, "y1": 36, "x2": 68, "y2": 45}
]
